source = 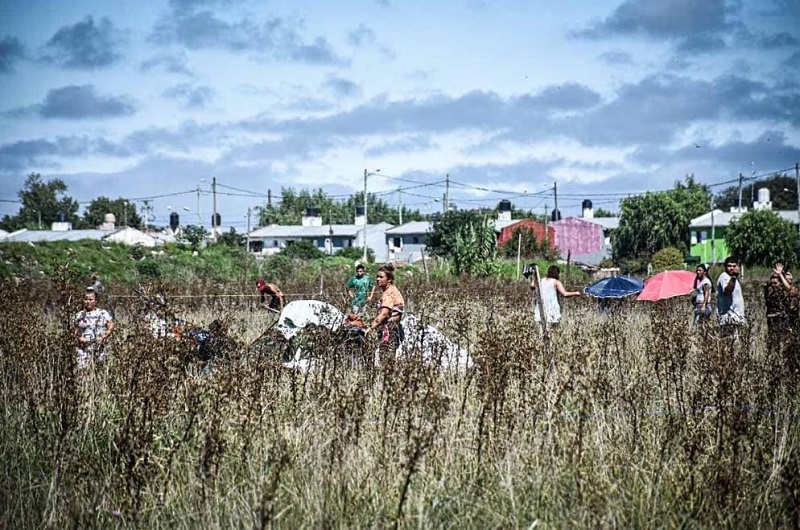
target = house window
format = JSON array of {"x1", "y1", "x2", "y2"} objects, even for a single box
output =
[
  {"x1": 392, "y1": 237, "x2": 401, "y2": 248},
  {"x1": 412, "y1": 236, "x2": 419, "y2": 245},
  {"x1": 273, "y1": 240, "x2": 279, "y2": 247},
  {"x1": 700, "y1": 231, "x2": 707, "y2": 242}
]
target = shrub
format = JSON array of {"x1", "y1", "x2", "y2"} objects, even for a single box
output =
[{"x1": 651, "y1": 247, "x2": 684, "y2": 271}]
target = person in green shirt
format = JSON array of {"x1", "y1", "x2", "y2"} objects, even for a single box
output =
[{"x1": 346, "y1": 264, "x2": 375, "y2": 315}]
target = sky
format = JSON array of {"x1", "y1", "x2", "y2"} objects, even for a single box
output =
[{"x1": 1, "y1": 0, "x2": 799, "y2": 232}]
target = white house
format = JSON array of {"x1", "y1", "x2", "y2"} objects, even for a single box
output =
[{"x1": 248, "y1": 207, "x2": 394, "y2": 262}]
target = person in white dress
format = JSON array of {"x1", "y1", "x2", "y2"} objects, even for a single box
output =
[
  {"x1": 530, "y1": 265, "x2": 582, "y2": 326},
  {"x1": 74, "y1": 288, "x2": 114, "y2": 369}
]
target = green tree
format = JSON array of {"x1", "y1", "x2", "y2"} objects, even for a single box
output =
[
  {"x1": 82, "y1": 196, "x2": 142, "y2": 228},
  {"x1": 279, "y1": 240, "x2": 324, "y2": 260},
  {"x1": 256, "y1": 187, "x2": 425, "y2": 227},
  {"x1": 179, "y1": 225, "x2": 208, "y2": 249},
  {"x1": 499, "y1": 226, "x2": 555, "y2": 260},
  {"x1": 594, "y1": 207, "x2": 616, "y2": 217},
  {"x1": 427, "y1": 210, "x2": 487, "y2": 257},
  {"x1": 0, "y1": 173, "x2": 80, "y2": 231},
  {"x1": 715, "y1": 173, "x2": 798, "y2": 212},
  {"x1": 337, "y1": 246, "x2": 375, "y2": 262},
  {"x1": 451, "y1": 216, "x2": 498, "y2": 276},
  {"x1": 613, "y1": 177, "x2": 712, "y2": 261},
  {"x1": 651, "y1": 247, "x2": 684, "y2": 271},
  {"x1": 216, "y1": 228, "x2": 245, "y2": 247},
  {"x1": 726, "y1": 210, "x2": 799, "y2": 268}
]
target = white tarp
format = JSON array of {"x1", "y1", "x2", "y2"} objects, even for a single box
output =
[{"x1": 275, "y1": 300, "x2": 471, "y2": 370}]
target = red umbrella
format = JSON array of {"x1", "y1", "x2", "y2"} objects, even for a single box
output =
[{"x1": 636, "y1": 270, "x2": 697, "y2": 301}]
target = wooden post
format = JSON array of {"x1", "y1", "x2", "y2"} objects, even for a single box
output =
[
  {"x1": 516, "y1": 231, "x2": 522, "y2": 279},
  {"x1": 421, "y1": 245, "x2": 429, "y2": 282}
]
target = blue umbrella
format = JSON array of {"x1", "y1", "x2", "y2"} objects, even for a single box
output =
[{"x1": 584, "y1": 275, "x2": 645, "y2": 299}]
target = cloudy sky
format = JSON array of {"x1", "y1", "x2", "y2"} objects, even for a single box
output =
[{"x1": 1, "y1": 0, "x2": 799, "y2": 230}]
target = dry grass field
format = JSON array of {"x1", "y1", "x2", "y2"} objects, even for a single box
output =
[{"x1": 1, "y1": 275, "x2": 798, "y2": 528}]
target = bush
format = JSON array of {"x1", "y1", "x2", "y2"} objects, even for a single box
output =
[
  {"x1": 279, "y1": 240, "x2": 324, "y2": 260},
  {"x1": 136, "y1": 259, "x2": 161, "y2": 278},
  {"x1": 337, "y1": 246, "x2": 374, "y2": 263},
  {"x1": 651, "y1": 247, "x2": 684, "y2": 272}
]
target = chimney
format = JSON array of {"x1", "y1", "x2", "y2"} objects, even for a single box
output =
[
  {"x1": 582, "y1": 199, "x2": 594, "y2": 219},
  {"x1": 753, "y1": 188, "x2": 772, "y2": 211},
  {"x1": 354, "y1": 205, "x2": 366, "y2": 227},
  {"x1": 302, "y1": 206, "x2": 322, "y2": 227},
  {"x1": 51, "y1": 211, "x2": 72, "y2": 231},
  {"x1": 100, "y1": 212, "x2": 116, "y2": 231},
  {"x1": 551, "y1": 209, "x2": 562, "y2": 222},
  {"x1": 497, "y1": 199, "x2": 512, "y2": 221}
]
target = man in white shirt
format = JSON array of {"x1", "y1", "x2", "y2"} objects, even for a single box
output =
[{"x1": 717, "y1": 256, "x2": 746, "y2": 349}]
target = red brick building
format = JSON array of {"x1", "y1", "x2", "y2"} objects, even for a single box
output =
[{"x1": 496, "y1": 219, "x2": 555, "y2": 251}]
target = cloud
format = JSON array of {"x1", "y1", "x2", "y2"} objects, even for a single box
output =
[
  {"x1": 577, "y1": 0, "x2": 731, "y2": 39},
  {"x1": 0, "y1": 36, "x2": 26, "y2": 73},
  {"x1": 598, "y1": 50, "x2": 634, "y2": 65},
  {"x1": 348, "y1": 24, "x2": 376, "y2": 47},
  {"x1": 41, "y1": 16, "x2": 122, "y2": 69},
  {"x1": 675, "y1": 34, "x2": 727, "y2": 54},
  {"x1": 150, "y1": 10, "x2": 344, "y2": 64},
  {"x1": 38, "y1": 85, "x2": 135, "y2": 119},
  {"x1": 140, "y1": 51, "x2": 195, "y2": 76},
  {"x1": 163, "y1": 83, "x2": 214, "y2": 108},
  {"x1": 322, "y1": 76, "x2": 361, "y2": 98},
  {"x1": 365, "y1": 136, "x2": 437, "y2": 157},
  {"x1": 523, "y1": 83, "x2": 602, "y2": 110},
  {"x1": 0, "y1": 136, "x2": 130, "y2": 171}
]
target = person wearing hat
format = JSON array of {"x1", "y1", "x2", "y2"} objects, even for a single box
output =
[
  {"x1": 346, "y1": 263, "x2": 375, "y2": 316},
  {"x1": 256, "y1": 278, "x2": 285, "y2": 313}
]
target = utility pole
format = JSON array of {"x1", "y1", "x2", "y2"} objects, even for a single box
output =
[
  {"x1": 212, "y1": 177, "x2": 217, "y2": 240},
  {"x1": 543, "y1": 202, "x2": 548, "y2": 245},
  {"x1": 246, "y1": 207, "x2": 251, "y2": 253},
  {"x1": 398, "y1": 186, "x2": 403, "y2": 225},
  {"x1": 738, "y1": 173, "x2": 744, "y2": 212},
  {"x1": 37, "y1": 210, "x2": 42, "y2": 230},
  {"x1": 710, "y1": 196, "x2": 716, "y2": 265},
  {"x1": 267, "y1": 189, "x2": 272, "y2": 207},
  {"x1": 123, "y1": 202, "x2": 127, "y2": 227},
  {"x1": 196, "y1": 185, "x2": 202, "y2": 227},
  {"x1": 445, "y1": 173, "x2": 450, "y2": 213},
  {"x1": 363, "y1": 169, "x2": 368, "y2": 263},
  {"x1": 553, "y1": 181, "x2": 559, "y2": 221}
]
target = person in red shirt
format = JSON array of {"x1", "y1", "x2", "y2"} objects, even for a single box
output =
[{"x1": 256, "y1": 278, "x2": 285, "y2": 313}]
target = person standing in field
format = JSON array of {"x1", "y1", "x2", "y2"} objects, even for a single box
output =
[
  {"x1": 256, "y1": 278, "x2": 285, "y2": 313},
  {"x1": 366, "y1": 264, "x2": 405, "y2": 359},
  {"x1": 530, "y1": 265, "x2": 582, "y2": 326},
  {"x1": 765, "y1": 263, "x2": 800, "y2": 361},
  {"x1": 717, "y1": 256, "x2": 745, "y2": 327},
  {"x1": 74, "y1": 288, "x2": 114, "y2": 369},
  {"x1": 346, "y1": 263, "x2": 375, "y2": 315},
  {"x1": 693, "y1": 263, "x2": 713, "y2": 324}
]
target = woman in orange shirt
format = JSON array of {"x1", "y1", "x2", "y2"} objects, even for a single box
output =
[{"x1": 366, "y1": 264, "x2": 405, "y2": 358}]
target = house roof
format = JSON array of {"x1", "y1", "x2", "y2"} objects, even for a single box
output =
[
  {"x1": 1, "y1": 229, "x2": 112, "y2": 243},
  {"x1": 588, "y1": 216, "x2": 620, "y2": 230},
  {"x1": 248, "y1": 223, "x2": 392, "y2": 238},
  {"x1": 385, "y1": 221, "x2": 432, "y2": 235},
  {"x1": 553, "y1": 216, "x2": 619, "y2": 230},
  {"x1": 0, "y1": 227, "x2": 160, "y2": 245},
  {"x1": 691, "y1": 209, "x2": 800, "y2": 228}
]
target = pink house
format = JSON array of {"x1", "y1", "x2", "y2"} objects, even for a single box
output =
[{"x1": 552, "y1": 217, "x2": 605, "y2": 258}]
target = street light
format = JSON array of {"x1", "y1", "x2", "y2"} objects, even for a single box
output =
[{"x1": 363, "y1": 168, "x2": 380, "y2": 262}]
